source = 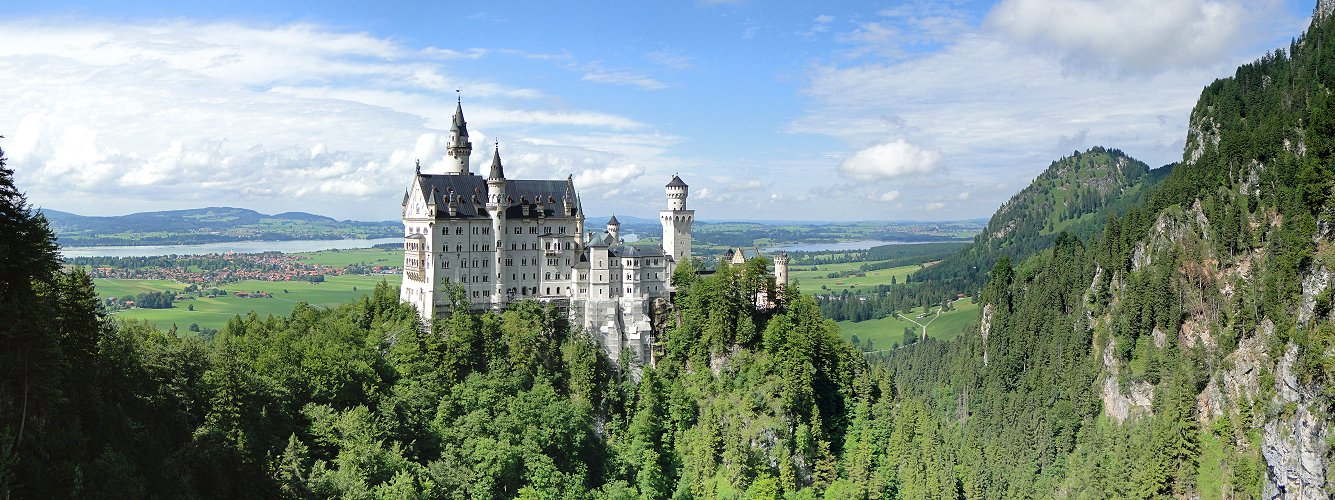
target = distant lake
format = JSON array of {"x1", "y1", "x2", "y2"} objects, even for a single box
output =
[
  {"x1": 765, "y1": 240, "x2": 936, "y2": 252},
  {"x1": 60, "y1": 238, "x2": 403, "y2": 258}
]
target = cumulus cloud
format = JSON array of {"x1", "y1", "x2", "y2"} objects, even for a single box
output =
[
  {"x1": 838, "y1": 139, "x2": 943, "y2": 181},
  {"x1": 0, "y1": 19, "x2": 664, "y2": 220},
  {"x1": 987, "y1": 0, "x2": 1268, "y2": 75},
  {"x1": 573, "y1": 163, "x2": 646, "y2": 189}
]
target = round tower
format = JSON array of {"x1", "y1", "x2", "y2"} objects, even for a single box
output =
[
  {"x1": 774, "y1": 252, "x2": 790, "y2": 297},
  {"x1": 607, "y1": 215, "x2": 621, "y2": 243},
  {"x1": 446, "y1": 96, "x2": 472, "y2": 174},
  {"x1": 485, "y1": 142, "x2": 507, "y2": 309},
  {"x1": 660, "y1": 175, "x2": 695, "y2": 284},
  {"x1": 666, "y1": 175, "x2": 688, "y2": 210}
]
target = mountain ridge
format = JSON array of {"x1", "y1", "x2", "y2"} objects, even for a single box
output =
[{"x1": 42, "y1": 206, "x2": 401, "y2": 246}]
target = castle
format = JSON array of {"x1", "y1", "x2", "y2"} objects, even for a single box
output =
[{"x1": 399, "y1": 100, "x2": 704, "y2": 364}]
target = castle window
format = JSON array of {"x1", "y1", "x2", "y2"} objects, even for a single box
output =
[
  {"x1": 505, "y1": 259, "x2": 513, "y2": 266},
  {"x1": 529, "y1": 227, "x2": 537, "y2": 234},
  {"x1": 566, "y1": 258, "x2": 571, "y2": 266},
  {"x1": 545, "y1": 242, "x2": 551, "y2": 250},
  {"x1": 545, "y1": 273, "x2": 551, "y2": 280},
  {"x1": 514, "y1": 227, "x2": 522, "y2": 234},
  {"x1": 544, "y1": 227, "x2": 552, "y2": 234},
  {"x1": 456, "y1": 245, "x2": 462, "y2": 252},
  {"x1": 512, "y1": 274, "x2": 516, "y2": 280},
  {"x1": 482, "y1": 245, "x2": 489, "y2": 252},
  {"x1": 442, "y1": 261, "x2": 449, "y2": 269},
  {"x1": 558, "y1": 226, "x2": 566, "y2": 234},
  {"x1": 460, "y1": 260, "x2": 466, "y2": 268},
  {"x1": 580, "y1": 273, "x2": 587, "y2": 280},
  {"x1": 472, "y1": 227, "x2": 478, "y2": 235},
  {"x1": 456, "y1": 227, "x2": 463, "y2": 235},
  {"x1": 545, "y1": 287, "x2": 550, "y2": 294},
  {"x1": 511, "y1": 243, "x2": 517, "y2": 250},
  {"x1": 626, "y1": 287, "x2": 632, "y2": 293},
  {"x1": 482, "y1": 227, "x2": 489, "y2": 235},
  {"x1": 442, "y1": 228, "x2": 447, "y2": 235},
  {"x1": 483, "y1": 275, "x2": 488, "y2": 282}
]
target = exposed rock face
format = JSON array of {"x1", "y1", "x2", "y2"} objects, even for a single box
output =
[
  {"x1": 1261, "y1": 344, "x2": 1331, "y2": 499},
  {"x1": 1318, "y1": 0, "x2": 1335, "y2": 22},
  {"x1": 1197, "y1": 327, "x2": 1269, "y2": 424},
  {"x1": 980, "y1": 303, "x2": 993, "y2": 367},
  {"x1": 1101, "y1": 337, "x2": 1153, "y2": 423},
  {"x1": 1297, "y1": 266, "x2": 1331, "y2": 325}
]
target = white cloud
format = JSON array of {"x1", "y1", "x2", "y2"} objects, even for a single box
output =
[
  {"x1": 0, "y1": 19, "x2": 666, "y2": 220},
  {"x1": 873, "y1": 190, "x2": 901, "y2": 202},
  {"x1": 646, "y1": 50, "x2": 693, "y2": 70},
  {"x1": 581, "y1": 69, "x2": 667, "y2": 90},
  {"x1": 956, "y1": 191, "x2": 971, "y2": 200},
  {"x1": 804, "y1": 15, "x2": 836, "y2": 36},
  {"x1": 838, "y1": 139, "x2": 943, "y2": 181},
  {"x1": 924, "y1": 202, "x2": 946, "y2": 210},
  {"x1": 987, "y1": 0, "x2": 1269, "y2": 75},
  {"x1": 573, "y1": 163, "x2": 646, "y2": 189}
]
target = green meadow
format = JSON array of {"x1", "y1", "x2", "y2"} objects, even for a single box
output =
[
  {"x1": 96, "y1": 274, "x2": 403, "y2": 333},
  {"x1": 837, "y1": 298, "x2": 979, "y2": 350},
  {"x1": 788, "y1": 260, "x2": 927, "y2": 295},
  {"x1": 294, "y1": 247, "x2": 401, "y2": 267}
]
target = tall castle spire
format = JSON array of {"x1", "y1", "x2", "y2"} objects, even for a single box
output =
[{"x1": 446, "y1": 91, "x2": 472, "y2": 174}]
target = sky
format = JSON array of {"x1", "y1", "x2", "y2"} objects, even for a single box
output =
[{"x1": 0, "y1": 0, "x2": 1317, "y2": 222}]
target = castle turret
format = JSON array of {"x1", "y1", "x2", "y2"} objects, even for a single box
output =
[
  {"x1": 446, "y1": 97, "x2": 472, "y2": 174},
  {"x1": 660, "y1": 175, "x2": 695, "y2": 284},
  {"x1": 486, "y1": 142, "x2": 507, "y2": 309},
  {"x1": 774, "y1": 252, "x2": 790, "y2": 299},
  {"x1": 607, "y1": 215, "x2": 621, "y2": 243}
]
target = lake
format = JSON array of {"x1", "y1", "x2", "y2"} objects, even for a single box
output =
[
  {"x1": 765, "y1": 240, "x2": 937, "y2": 252},
  {"x1": 60, "y1": 237, "x2": 404, "y2": 258}
]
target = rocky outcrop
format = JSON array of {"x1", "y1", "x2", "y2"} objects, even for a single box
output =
[
  {"x1": 1317, "y1": 0, "x2": 1335, "y2": 23},
  {"x1": 980, "y1": 303, "x2": 993, "y2": 367},
  {"x1": 1261, "y1": 343, "x2": 1331, "y2": 499},
  {"x1": 1101, "y1": 337, "x2": 1153, "y2": 422},
  {"x1": 1196, "y1": 324, "x2": 1270, "y2": 423},
  {"x1": 1297, "y1": 266, "x2": 1331, "y2": 326}
]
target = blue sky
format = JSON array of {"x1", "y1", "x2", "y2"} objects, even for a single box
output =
[{"x1": 0, "y1": 0, "x2": 1315, "y2": 221}]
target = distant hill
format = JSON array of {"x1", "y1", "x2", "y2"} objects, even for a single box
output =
[
  {"x1": 914, "y1": 146, "x2": 1172, "y2": 288},
  {"x1": 42, "y1": 206, "x2": 400, "y2": 246}
]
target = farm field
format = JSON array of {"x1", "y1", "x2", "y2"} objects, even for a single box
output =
[
  {"x1": 837, "y1": 298, "x2": 979, "y2": 350},
  {"x1": 788, "y1": 260, "x2": 929, "y2": 295},
  {"x1": 96, "y1": 274, "x2": 403, "y2": 333},
  {"x1": 294, "y1": 247, "x2": 400, "y2": 267}
]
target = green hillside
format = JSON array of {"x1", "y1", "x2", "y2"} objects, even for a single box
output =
[
  {"x1": 916, "y1": 146, "x2": 1171, "y2": 289},
  {"x1": 44, "y1": 206, "x2": 399, "y2": 246}
]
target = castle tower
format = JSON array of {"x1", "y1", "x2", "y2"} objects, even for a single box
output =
[
  {"x1": 773, "y1": 252, "x2": 790, "y2": 298},
  {"x1": 486, "y1": 142, "x2": 507, "y2": 309},
  {"x1": 446, "y1": 97, "x2": 472, "y2": 174},
  {"x1": 660, "y1": 175, "x2": 694, "y2": 267},
  {"x1": 607, "y1": 215, "x2": 621, "y2": 243}
]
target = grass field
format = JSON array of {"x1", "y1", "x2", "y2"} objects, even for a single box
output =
[
  {"x1": 96, "y1": 274, "x2": 403, "y2": 332},
  {"x1": 789, "y1": 260, "x2": 928, "y2": 295},
  {"x1": 837, "y1": 299, "x2": 979, "y2": 350},
  {"x1": 294, "y1": 247, "x2": 400, "y2": 267}
]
